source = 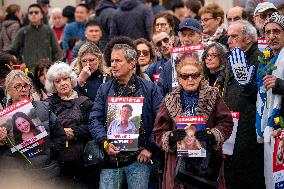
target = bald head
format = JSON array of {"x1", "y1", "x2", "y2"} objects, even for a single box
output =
[{"x1": 227, "y1": 6, "x2": 244, "y2": 25}]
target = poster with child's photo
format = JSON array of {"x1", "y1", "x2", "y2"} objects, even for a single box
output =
[
  {"x1": 0, "y1": 97, "x2": 50, "y2": 159},
  {"x1": 106, "y1": 97, "x2": 143, "y2": 151},
  {"x1": 176, "y1": 116, "x2": 206, "y2": 157}
]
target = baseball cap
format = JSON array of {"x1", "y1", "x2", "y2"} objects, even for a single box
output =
[
  {"x1": 179, "y1": 18, "x2": 202, "y2": 33},
  {"x1": 254, "y1": 2, "x2": 277, "y2": 16}
]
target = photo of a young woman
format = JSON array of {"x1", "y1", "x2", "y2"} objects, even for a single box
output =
[
  {"x1": 178, "y1": 125, "x2": 203, "y2": 150},
  {"x1": 12, "y1": 112, "x2": 41, "y2": 144}
]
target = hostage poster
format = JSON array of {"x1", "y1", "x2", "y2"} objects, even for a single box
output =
[
  {"x1": 273, "y1": 130, "x2": 284, "y2": 189},
  {"x1": 0, "y1": 97, "x2": 50, "y2": 158},
  {"x1": 171, "y1": 44, "x2": 204, "y2": 90},
  {"x1": 106, "y1": 97, "x2": 143, "y2": 151},
  {"x1": 176, "y1": 116, "x2": 206, "y2": 157}
]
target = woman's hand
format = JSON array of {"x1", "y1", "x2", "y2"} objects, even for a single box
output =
[
  {"x1": 137, "y1": 149, "x2": 152, "y2": 163},
  {"x1": 78, "y1": 65, "x2": 92, "y2": 86},
  {"x1": 0, "y1": 127, "x2": 7, "y2": 142},
  {"x1": 263, "y1": 75, "x2": 277, "y2": 90},
  {"x1": 64, "y1": 128, "x2": 74, "y2": 140}
]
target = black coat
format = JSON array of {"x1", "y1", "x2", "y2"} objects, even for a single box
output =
[
  {"x1": 109, "y1": 0, "x2": 153, "y2": 40},
  {"x1": 223, "y1": 42, "x2": 265, "y2": 189}
]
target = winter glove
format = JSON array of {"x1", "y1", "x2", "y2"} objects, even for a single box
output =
[
  {"x1": 169, "y1": 129, "x2": 187, "y2": 148},
  {"x1": 195, "y1": 128, "x2": 216, "y2": 145},
  {"x1": 228, "y1": 48, "x2": 254, "y2": 86}
]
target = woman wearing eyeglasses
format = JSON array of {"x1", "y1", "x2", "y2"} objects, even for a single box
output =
[
  {"x1": 153, "y1": 60, "x2": 233, "y2": 189},
  {"x1": 201, "y1": 42, "x2": 228, "y2": 93},
  {"x1": 75, "y1": 42, "x2": 109, "y2": 101},
  {"x1": 134, "y1": 38, "x2": 156, "y2": 81},
  {"x1": 0, "y1": 70, "x2": 66, "y2": 187}
]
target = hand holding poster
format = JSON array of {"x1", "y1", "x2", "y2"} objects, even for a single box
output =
[
  {"x1": 106, "y1": 97, "x2": 143, "y2": 151},
  {"x1": 176, "y1": 116, "x2": 206, "y2": 157},
  {"x1": 0, "y1": 98, "x2": 50, "y2": 160}
]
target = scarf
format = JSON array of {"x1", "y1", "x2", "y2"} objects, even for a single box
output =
[{"x1": 201, "y1": 23, "x2": 226, "y2": 46}]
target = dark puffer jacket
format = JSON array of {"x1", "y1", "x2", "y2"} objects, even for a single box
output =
[
  {"x1": 89, "y1": 75, "x2": 163, "y2": 168},
  {"x1": 0, "y1": 100, "x2": 66, "y2": 178}
]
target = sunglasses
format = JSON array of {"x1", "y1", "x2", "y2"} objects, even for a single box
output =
[
  {"x1": 137, "y1": 49, "x2": 150, "y2": 57},
  {"x1": 155, "y1": 37, "x2": 170, "y2": 48},
  {"x1": 178, "y1": 72, "x2": 201, "y2": 80},
  {"x1": 29, "y1": 11, "x2": 40, "y2": 15}
]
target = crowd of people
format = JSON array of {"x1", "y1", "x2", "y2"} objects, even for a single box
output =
[{"x1": 0, "y1": 0, "x2": 284, "y2": 189}]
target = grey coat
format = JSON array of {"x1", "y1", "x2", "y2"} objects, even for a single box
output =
[{"x1": 0, "y1": 20, "x2": 20, "y2": 51}]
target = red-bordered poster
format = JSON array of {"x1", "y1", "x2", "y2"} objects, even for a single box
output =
[
  {"x1": 0, "y1": 97, "x2": 50, "y2": 158},
  {"x1": 176, "y1": 116, "x2": 206, "y2": 157},
  {"x1": 170, "y1": 44, "x2": 204, "y2": 90},
  {"x1": 273, "y1": 130, "x2": 284, "y2": 188},
  {"x1": 258, "y1": 38, "x2": 268, "y2": 52},
  {"x1": 106, "y1": 97, "x2": 143, "y2": 151}
]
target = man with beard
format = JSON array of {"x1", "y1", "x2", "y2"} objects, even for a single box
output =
[
  {"x1": 253, "y1": 2, "x2": 278, "y2": 37},
  {"x1": 146, "y1": 31, "x2": 174, "y2": 82},
  {"x1": 260, "y1": 12, "x2": 284, "y2": 187}
]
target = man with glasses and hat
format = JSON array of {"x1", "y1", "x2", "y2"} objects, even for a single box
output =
[
  {"x1": 253, "y1": 2, "x2": 278, "y2": 37},
  {"x1": 11, "y1": 4, "x2": 61, "y2": 69}
]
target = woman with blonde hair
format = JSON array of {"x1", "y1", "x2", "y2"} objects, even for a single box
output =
[
  {"x1": 74, "y1": 42, "x2": 109, "y2": 101},
  {"x1": 178, "y1": 124, "x2": 202, "y2": 150}
]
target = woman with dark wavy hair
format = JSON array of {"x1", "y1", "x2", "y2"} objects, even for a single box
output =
[
  {"x1": 201, "y1": 42, "x2": 228, "y2": 92},
  {"x1": 12, "y1": 111, "x2": 41, "y2": 144}
]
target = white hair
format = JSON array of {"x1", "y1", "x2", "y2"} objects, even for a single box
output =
[
  {"x1": 45, "y1": 62, "x2": 78, "y2": 94},
  {"x1": 50, "y1": 7, "x2": 62, "y2": 15},
  {"x1": 229, "y1": 20, "x2": 258, "y2": 42}
]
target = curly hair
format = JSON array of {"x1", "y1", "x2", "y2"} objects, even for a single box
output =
[
  {"x1": 198, "y1": 3, "x2": 224, "y2": 23},
  {"x1": 201, "y1": 42, "x2": 228, "y2": 77},
  {"x1": 151, "y1": 11, "x2": 175, "y2": 37},
  {"x1": 45, "y1": 62, "x2": 78, "y2": 94},
  {"x1": 134, "y1": 38, "x2": 157, "y2": 63},
  {"x1": 12, "y1": 112, "x2": 40, "y2": 144}
]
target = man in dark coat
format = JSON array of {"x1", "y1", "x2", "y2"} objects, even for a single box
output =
[
  {"x1": 224, "y1": 20, "x2": 265, "y2": 189},
  {"x1": 110, "y1": 0, "x2": 153, "y2": 40},
  {"x1": 89, "y1": 41, "x2": 162, "y2": 188}
]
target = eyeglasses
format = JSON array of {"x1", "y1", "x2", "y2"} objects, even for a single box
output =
[
  {"x1": 178, "y1": 72, "x2": 201, "y2": 80},
  {"x1": 81, "y1": 57, "x2": 99, "y2": 64},
  {"x1": 205, "y1": 53, "x2": 218, "y2": 59},
  {"x1": 155, "y1": 37, "x2": 170, "y2": 47},
  {"x1": 200, "y1": 17, "x2": 214, "y2": 23},
  {"x1": 137, "y1": 49, "x2": 150, "y2": 57},
  {"x1": 28, "y1": 11, "x2": 40, "y2": 15},
  {"x1": 265, "y1": 28, "x2": 283, "y2": 37},
  {"x1": 13, "y1": 83, "x2": 31, "y2": 91},
  {"x1": 155, "y1": 23, "x2": 168, "y2": 28},
  {"x1": 256, "y1": 13, "x2": 273, "y2": 20}
]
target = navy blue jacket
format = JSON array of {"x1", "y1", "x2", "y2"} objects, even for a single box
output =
[
  {"x1": 146, "y1": 57, "x2": 168, "y2": 82},
  {"x1": 157, "y1": 59, "x2": 172, "y2": 97},
  {"x1": 89, "y1": 76, "x2": 162, "y2": 153}
]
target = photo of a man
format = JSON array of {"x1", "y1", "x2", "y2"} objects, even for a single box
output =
[{"x1": 107, "y1": 104, "x2": 137, "y2": 135}]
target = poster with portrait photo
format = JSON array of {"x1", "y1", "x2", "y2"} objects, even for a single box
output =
[
  {"x1": 0, "y1": 97, "x2": 50, "y2": 159},
  {"x1": 176, "y1": 116, "x2": 206, "y2": 157},
  {"x1": 106, "y1": 97, "x2": 143, "y2": 151},
  {"x1": 273, "y1": 130, "x2": 284, "y2": 189},
  {"x1": 170, "y1": 44, "x2": 204, "y2": 90}
]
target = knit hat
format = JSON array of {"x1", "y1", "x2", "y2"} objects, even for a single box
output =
[{"x1": 264, "y1": 12, "x2": 284, "y2": 31}]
